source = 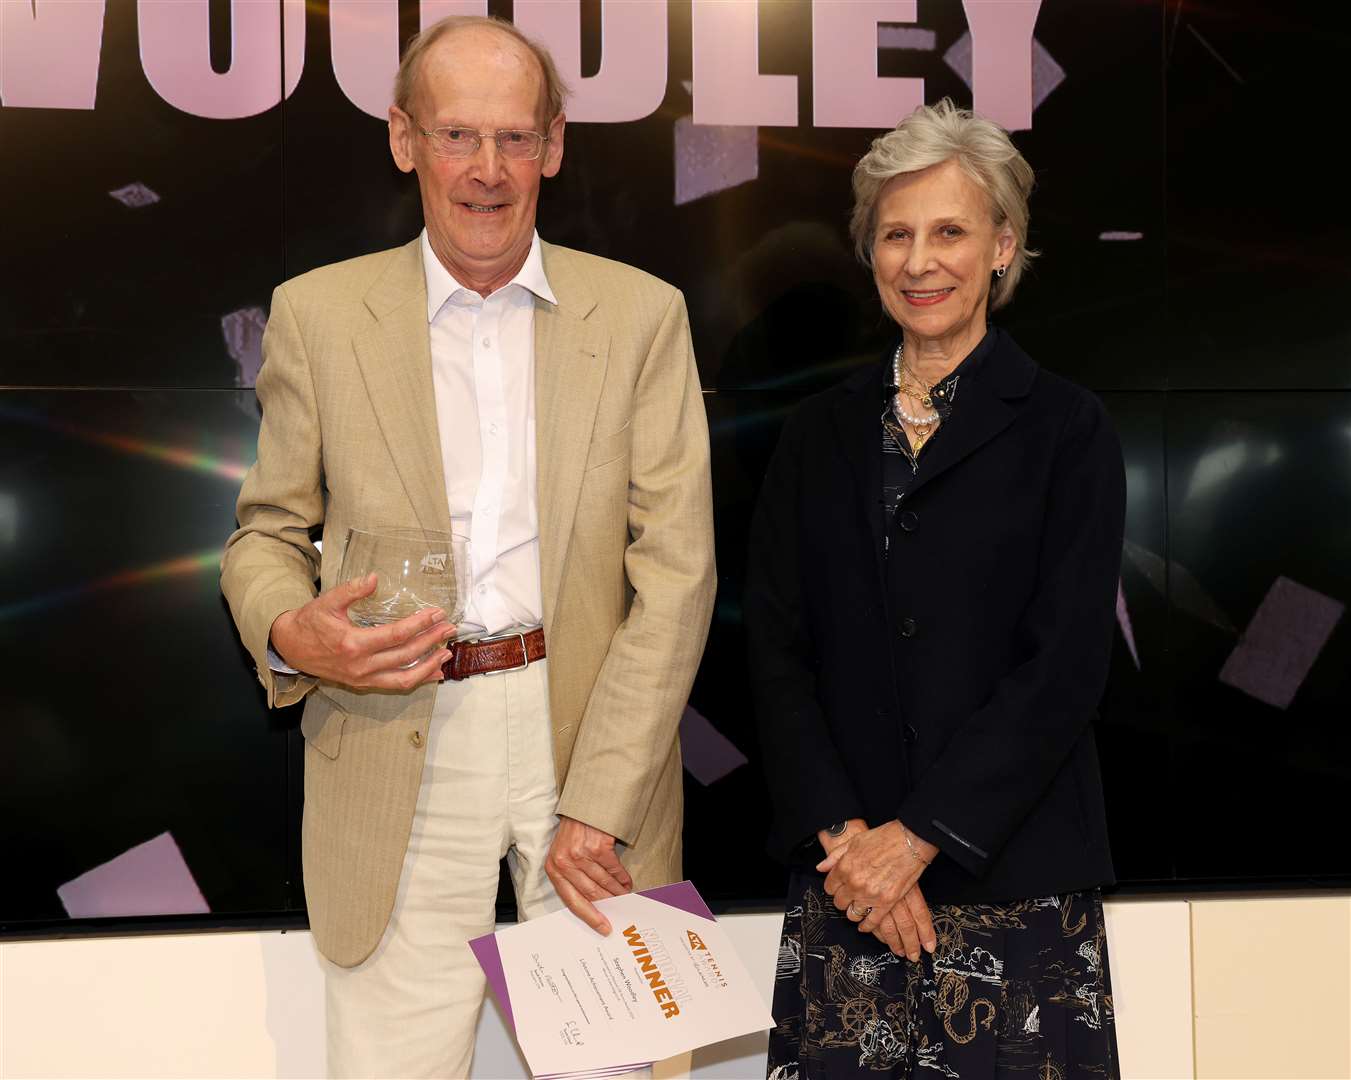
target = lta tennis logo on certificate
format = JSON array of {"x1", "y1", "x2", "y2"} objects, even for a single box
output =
[{"x1": 684, "y1": 929, "x2": 729, "y2": 991}]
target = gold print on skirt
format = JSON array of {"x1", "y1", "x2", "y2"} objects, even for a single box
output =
[
  {"x1": 840, "y1": 995, "x2": 877, "y2": 1038},
  {"x1": 1060, "y1": 894, "x2": 1088, "y2": 937},
  {"x1": 767, "y1": 882, "x2": 1119, "y2": 1077},
  {"x1": 935, "y1": 970, "x2": 996, "y2": 1045},
  {"x1": 1039, "y1": 1051, "x2": 1068, "y2": 1080}
]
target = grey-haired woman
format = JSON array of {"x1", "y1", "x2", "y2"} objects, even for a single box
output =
[{"x1": 746, "y1": 99, "x2": 1124, "y2": 1079}]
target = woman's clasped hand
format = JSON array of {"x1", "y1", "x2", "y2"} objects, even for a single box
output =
[{"x1": 815, "y1": 819, "x2": 940, "y2": 961}]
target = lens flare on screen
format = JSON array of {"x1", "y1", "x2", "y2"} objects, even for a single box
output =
[
  {"x1": 0, "y1": 406, "x2": 251, "y2": 482},
  {"x1": 0, "y1": 549, "x2": 222, "y2": 622}
]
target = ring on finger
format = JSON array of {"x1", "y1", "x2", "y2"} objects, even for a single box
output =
[{"x1": 847, "y1": 902, "x2": 873, "y2": 920}]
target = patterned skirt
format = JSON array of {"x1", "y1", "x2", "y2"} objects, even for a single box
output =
[{"x1": 766, "y1": 872, "x2": 1119, "y2": 1080}]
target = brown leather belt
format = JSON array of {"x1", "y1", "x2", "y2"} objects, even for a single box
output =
[{"x1": 442, "y1": 627, "x2": 546, "y2": 681}]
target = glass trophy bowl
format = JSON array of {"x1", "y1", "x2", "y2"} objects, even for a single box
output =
[{"x1": 340, "y1": 526, "x2": 470, "y2": 633}]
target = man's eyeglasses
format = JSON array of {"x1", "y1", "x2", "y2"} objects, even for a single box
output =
[{"x1": 415, "y1": 122, "x2": 550, "y2": 161}]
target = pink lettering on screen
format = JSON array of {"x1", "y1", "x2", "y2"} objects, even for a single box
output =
[
  {"x1": 516, "y1": 0, "x2": 666, "y2": 123},
  {"x1": 0, "y1": 0, "x2": 106, "y2": 110},
  {"x1": 813, "y1": 0, "x2": 924, "y2": 129},
  {"x1": 138, "y1": 0, "x2": 306, "y2": 121},
  {"x1": 331, "y1": 0, "x2": 486, "y2": 120},
  {"x1": 963, "y1": 0, "x2": 1043, "y2": 132},
  {"x1": 1, "y1": 1, "x2": 1050, "y2": 131},
  {"x1": 691, "y1": 0, "x2": 797, "y2": 127}
]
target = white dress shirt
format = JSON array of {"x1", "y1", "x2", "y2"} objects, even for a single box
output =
[
  {"x1": 269, "y1": 231, "x2": 553, "y2": 671},
  {"x1": 422, "y1": 229, "x2": 554, "y2": 636}
]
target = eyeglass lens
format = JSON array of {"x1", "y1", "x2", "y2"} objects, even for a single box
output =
[{"x1": 430, "y1": 128, "x2": 543, "y2": 159}]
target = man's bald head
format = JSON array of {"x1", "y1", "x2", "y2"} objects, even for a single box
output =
[{"x1": 393, "y1": 15, "x2": 569, "y2": 129}]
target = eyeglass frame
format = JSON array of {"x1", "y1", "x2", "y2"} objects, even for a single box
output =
[{"x1": 410, "y1": 118, "x2": 553, "y2": 162}]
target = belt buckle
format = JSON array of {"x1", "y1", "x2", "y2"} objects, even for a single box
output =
[{"x1": 478, "y1": 629, "x2": 529, "y2": 676}]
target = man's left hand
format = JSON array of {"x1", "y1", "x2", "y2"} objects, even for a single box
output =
[{"x1": 545, "y1": 816, "x2": 633, "y2": 935}]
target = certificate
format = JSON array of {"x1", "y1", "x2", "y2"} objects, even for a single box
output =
[{"x1": 469, "y1": 881, "x2": 774, "y2": 1079}]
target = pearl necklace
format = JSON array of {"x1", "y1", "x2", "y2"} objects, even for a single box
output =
[{"x1": 892, "y1": 343, "x2": 939, "y2": 427}]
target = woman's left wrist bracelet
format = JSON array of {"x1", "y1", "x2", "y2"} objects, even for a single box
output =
[{"x1": 901, "y1": 824, "x2": 930, "y2": 865}]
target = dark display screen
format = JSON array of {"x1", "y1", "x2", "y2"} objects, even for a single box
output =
[{"x1": 3, "y1": 0, "x2": 1348, "y2": 937}]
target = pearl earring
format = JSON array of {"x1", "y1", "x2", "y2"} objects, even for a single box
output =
[{"x1": 995, "y1": 266, "x2": 1007, "y2": 278}]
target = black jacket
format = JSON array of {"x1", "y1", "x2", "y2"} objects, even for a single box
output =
[{"x1": 745, "y1": 329, "x2": 1126, "y2": 903}]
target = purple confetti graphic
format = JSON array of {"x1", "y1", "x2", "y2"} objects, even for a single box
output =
[
  {"x1": 943, "y1": 33, "x2": 1065, "y2": 112},
  {"x1": 1099, "y1": 231, "x2": 1145, "y2": 241},
  {"x1": 221, "y1": 305, "x2": 267, "y2": 389},
  {"x1": 674, "y1": 117, "x2": 759, "y2": 206},
  {"x1": 1219, "y1": 577, "x2": 1344, "y2": 710},
  {"x1": 108, "y1": 182, "x2": 160, "y2": 208},
  {"x1": 1116, "y1": 579, "x2": 1140, "y2": 670},
  {"x1": 680, "y1": 705, "x2": 748, "y2": 785},
  {"x1": 58, "y1": 831, "x2": 210, "y2": 918}
]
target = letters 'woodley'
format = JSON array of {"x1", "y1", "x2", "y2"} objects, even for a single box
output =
[{"x1": 1, "y1": 0, "x2": 1043, "y2": 131}]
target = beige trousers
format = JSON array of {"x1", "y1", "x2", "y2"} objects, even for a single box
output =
[{"x1": 323, "y1": 658, "x2": 651, "y2": 1079}]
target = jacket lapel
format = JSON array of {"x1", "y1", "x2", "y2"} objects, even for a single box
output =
[
  {"x1": 534, "y1": 243, "x2": 608, "y2": 632},
  {"x1": 832, "y1": 359, "x2": 890, "y2": 575},
  {"x1": 904, "y1": 332, "x2": 1037, "y2": 502},
  {"x1": 351, "y1": 239, "x2": 452, "y2": 534}
]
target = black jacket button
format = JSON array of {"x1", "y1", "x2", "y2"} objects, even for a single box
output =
[
  {"x1": 897, "y1": 510, "x2": 919, "y2": 533},
  {"x1": 899, "y1": 617, "x2": 917, "y2": 638},
  {"x1": 903, "y1": 724, "x2": 918, "y2": 744}
]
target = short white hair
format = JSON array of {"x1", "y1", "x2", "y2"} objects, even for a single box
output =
[{"x1": 849, "y1": 98, "x2": 1037, "y2": 311}]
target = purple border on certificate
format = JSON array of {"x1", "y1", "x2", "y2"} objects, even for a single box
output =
[
  {"x1": 468, "y1": 933, "x2": 515, "y2": 1031},
  {"x1": 639, "y1": 880, "x2": 715, "y2": 922}
]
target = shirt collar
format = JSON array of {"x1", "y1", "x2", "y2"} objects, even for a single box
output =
[{"x1": 421, "y1": 228, "x2": 557, "y2": 322}]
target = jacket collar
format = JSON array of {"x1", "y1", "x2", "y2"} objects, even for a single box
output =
[
  {"x1": 831, "y1": 327, "x2": 1038, "y2": 572},
  {"x1": 353, "y1": 239, "x2": 452, "y2": 535},
  {"x1": 532, "y1": 241, "x2": 608, "y2": 631}
]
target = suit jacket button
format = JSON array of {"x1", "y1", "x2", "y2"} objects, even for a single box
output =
[
  {"x1": 899, "y1": 617, "x2": 917, "y2": 638},
  {"x1": 410, "y1": 730, "x2": 423, "y2": 749},
  {"x1": 903, "y1": 724, "x2": 918, "y2": 744},
  {"x1": 897, "y1": 510, "x2": 919, "y2": 533}
]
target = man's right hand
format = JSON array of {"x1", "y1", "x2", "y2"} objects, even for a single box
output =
[{"x1": 269, "y1": 573, "x2": 455, "y2": 691}]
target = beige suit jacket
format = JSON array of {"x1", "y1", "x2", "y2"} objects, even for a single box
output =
[{"x1": 220, "y1": 238, "x2": 715, "y2": 967}]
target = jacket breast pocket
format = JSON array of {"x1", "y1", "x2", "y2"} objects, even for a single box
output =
[
  {"x1": 585, "y1": 419, "x2": 632, "y2": 472},
  {"x1": 299, "y1": 688, "x2": 348, "y2": 761}
]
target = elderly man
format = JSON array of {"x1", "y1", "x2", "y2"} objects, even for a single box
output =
[{"x1": 221, "y1": 15, "x2": 714, "y2": 1077}]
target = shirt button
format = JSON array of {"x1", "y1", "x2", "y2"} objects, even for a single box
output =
[
  {"x1": 898, "y1": 617, "x2": 918, "y2": 639},
  {"x1": 898, "y1": 510, "x2": 919, "y2": 533},
  {"x1": 409, "y1": 730, "x2": 423, "y2": 749},
  {"x1": 489, "y1": 423, "x2": 499, "y2": 435},
  {"x1": 482, "y1": 337, "x2": 491, "y2": 348},
  {"x1": 477, "y1": 584, "x2": 487, "y2": 595}
]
